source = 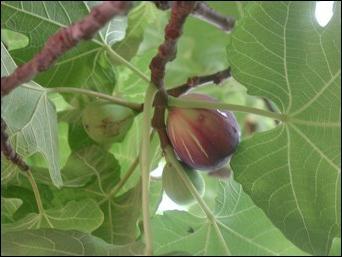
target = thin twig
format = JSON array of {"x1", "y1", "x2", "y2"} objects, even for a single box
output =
[
  {"x1": 152, "y1": 1, "x2": 235, "y2": 32},
  {"x1": 192, "y1": 2, "x2": 235, "y2": 32},
  {"x1": 167, "y1": 67, "x2": 231, "y2": 96},
  {"x1": 99, "y1": 156, "x2": 139, "y2": 205},
  {"x1": 1, "y1": 1, "x2": 132, "y2": 97}
]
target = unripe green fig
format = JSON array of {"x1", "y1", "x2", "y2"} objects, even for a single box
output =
[
  {"x1": 82, "y1": 101, "x2": 135, "y2": 144},
  {"x1": 162, "y1": 163, "x2": 205, "y2": 206},
  {"x1": 167, "y1": 93, "x2": 240, "y2": 171}
]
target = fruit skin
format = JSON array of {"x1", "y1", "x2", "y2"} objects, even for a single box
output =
[
  {"x1": 82, "y1": 101, "x2": 135, "y2": 144},
  {"x1": 162, "y1": 163, "x2": 205, "y2": 206},
  {"x1": 167, "y1": 93, "x2": 240, "y2": 171}
]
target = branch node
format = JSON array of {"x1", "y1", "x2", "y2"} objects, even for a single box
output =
[{"x1": 1, "y1": 118, "x2": 29, "y2": 171}]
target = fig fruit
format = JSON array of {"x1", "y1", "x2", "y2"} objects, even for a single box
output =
[
  {"x1": 82, "y1": 101, "x2": 135, "y2": 144},
  {"x1": 167, "y1": 93, "x2": 240, "y2": 171},
  {"x1": 162, "y1": 163, "x2": 205, "y2": 206}
]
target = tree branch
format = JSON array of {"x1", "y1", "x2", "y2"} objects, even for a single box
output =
[
  {"x1": 1, "y1": 1, "x2": 132, "y2": 97},
  {"x1": 1, "y1": 118, "x2": 29, "y2": 171},
  {"x1": 150, "y1": 2, "x2": 197, "y2": 89},
  {"x1": 192, "y1": 2, "x2": 235, "y2": 32},
  {"x1": 142, "y1": 2, "x2": 196, "y2": 255},
  {"x1": 152, "y1": 1, "x2": 235, "y2": 32},
  {"x1": 150, "y1": 1, "x2": 197, "y2": 150},
  {"x1": 167, "y1": 67, "x2": 231, "y2": 97}
]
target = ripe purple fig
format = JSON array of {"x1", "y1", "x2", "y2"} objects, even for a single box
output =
[{"x1": 167, "y1": 93, "x2": 240, "y2": 171}]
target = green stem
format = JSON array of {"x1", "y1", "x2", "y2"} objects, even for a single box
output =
[
  {"x1": 47, "y1": 87, "x2": 142, "y2": 112},
  {"x1": 99, "y1": 156, "x2": 139, "y2": 205},
  {"x1": 25, "y1": 171, "x2": 54, "y2": 228},
  {"x1": 164, "y1": 146, "x2": 231, "y2": 256},
  {"x1": 105, "y1": 45, "x2": 150, "y2": 84},
  {"x1": 26, "y1": 171, "x2": 44, "y2": 215},
  {"x1": 99, "y1": 132, "x2": 156, "y2": 205},
  {"x1": 168, "y1": 96, "x2": 286, "y2": 121},
  {"x1": 140, "y1": 85, "x2": 157, "y2": 256}
]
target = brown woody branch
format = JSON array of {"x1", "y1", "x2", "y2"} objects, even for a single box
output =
[
  {"x1": 167, "y1": 67, "x2": 231, "y2": 97},
  {"x1": 150, "y1": 2, "x2": 197, "y2": 149},
  {"x1": 149, "y1": 2, "x2": 197, "y2": 89},
  {"x1": 1, "y1": 1, "x2": 132, "y2": 172},
  {"x1": 153, "y1": 1, "x2": 235, "y2": 32},
  {"x1": 192, "y1": 2, "x2": 235, "y2": 32},
  {"x1": 1, "y1": 118, "x2": 29, "y2": 171},
  {"x1": 1, "y1": 1, "x2": 132, "y2": 97}
]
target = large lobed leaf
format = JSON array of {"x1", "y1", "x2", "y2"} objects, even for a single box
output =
[
  {"x1": 1, "y1": 43, "x2": 62, "y2": 187},
  {"x1": 152, "y1": 178, "x2": 307, "y2": 256},
  {"x1": 38, "y1": 145, "x2": 145, "y2": 245},
  {"x1": 228, "y1": 2, "x2": 341, "y2": 255}
]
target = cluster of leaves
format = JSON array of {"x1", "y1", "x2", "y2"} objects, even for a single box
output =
[{"x1": 1, "y1": 1, "x2": 340, "y2": 256}]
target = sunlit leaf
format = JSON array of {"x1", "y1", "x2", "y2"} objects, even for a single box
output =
[
  {"x1": 1, "y1": 43, "x2": 62, "y2": 187},
  {"x1": 228, "y1": 2, "x2": 341, "y2": 255},
  {"x1": 152, "y1": 178, "x2": 307, "y2": 256}
]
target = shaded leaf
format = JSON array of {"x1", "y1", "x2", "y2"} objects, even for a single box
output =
[
  {"x1": 59, "y1": 109, "x2": 95, "y2": 151},
  {"x1": 92, "y1": 181, "x2": 142, "y2": 245},
  {"x1": 110, "y1": 115, "x2": 161, "y2": 193},
  {"x1": 34, "y1": 145, "x2": 119, "y2": 188},
  {"x1": 329, "y1": 237, "x2": 341, "y2": 256},
  {"x1": 2, "y1": 199, "x2": 103, "y2": 233},
  {"x1": 113, "y1": 2, "x2": 159, "y2": 61},
  {"x1": 1, "y1": 229, "x2": 144, "y2": 256},
  {"x1": 36, "y1": 144, "x2": 142, "y2": 245},
  {"x1": 1, "y1": 158, "x2": 21, "y2": 185},
  {"x1": 1, "y1": 197, "x2": 23, "y2": 223}
]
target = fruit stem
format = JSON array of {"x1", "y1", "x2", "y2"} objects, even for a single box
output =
[
  {"x1": 168, "y1": 96, "x2": 286, "y2": 121},
  {"x1": 141, "y1": 85, "x2": 158, "y2": 256},
  {"x1": 105, "y1": 45, "x2": 151, "y2": 84},
  {"x1": 46, "y1": 87, "x2": 143, "y2": 112},
  {"x1": 164, "y1": 146, "x2": 232, "y2": 256}
]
